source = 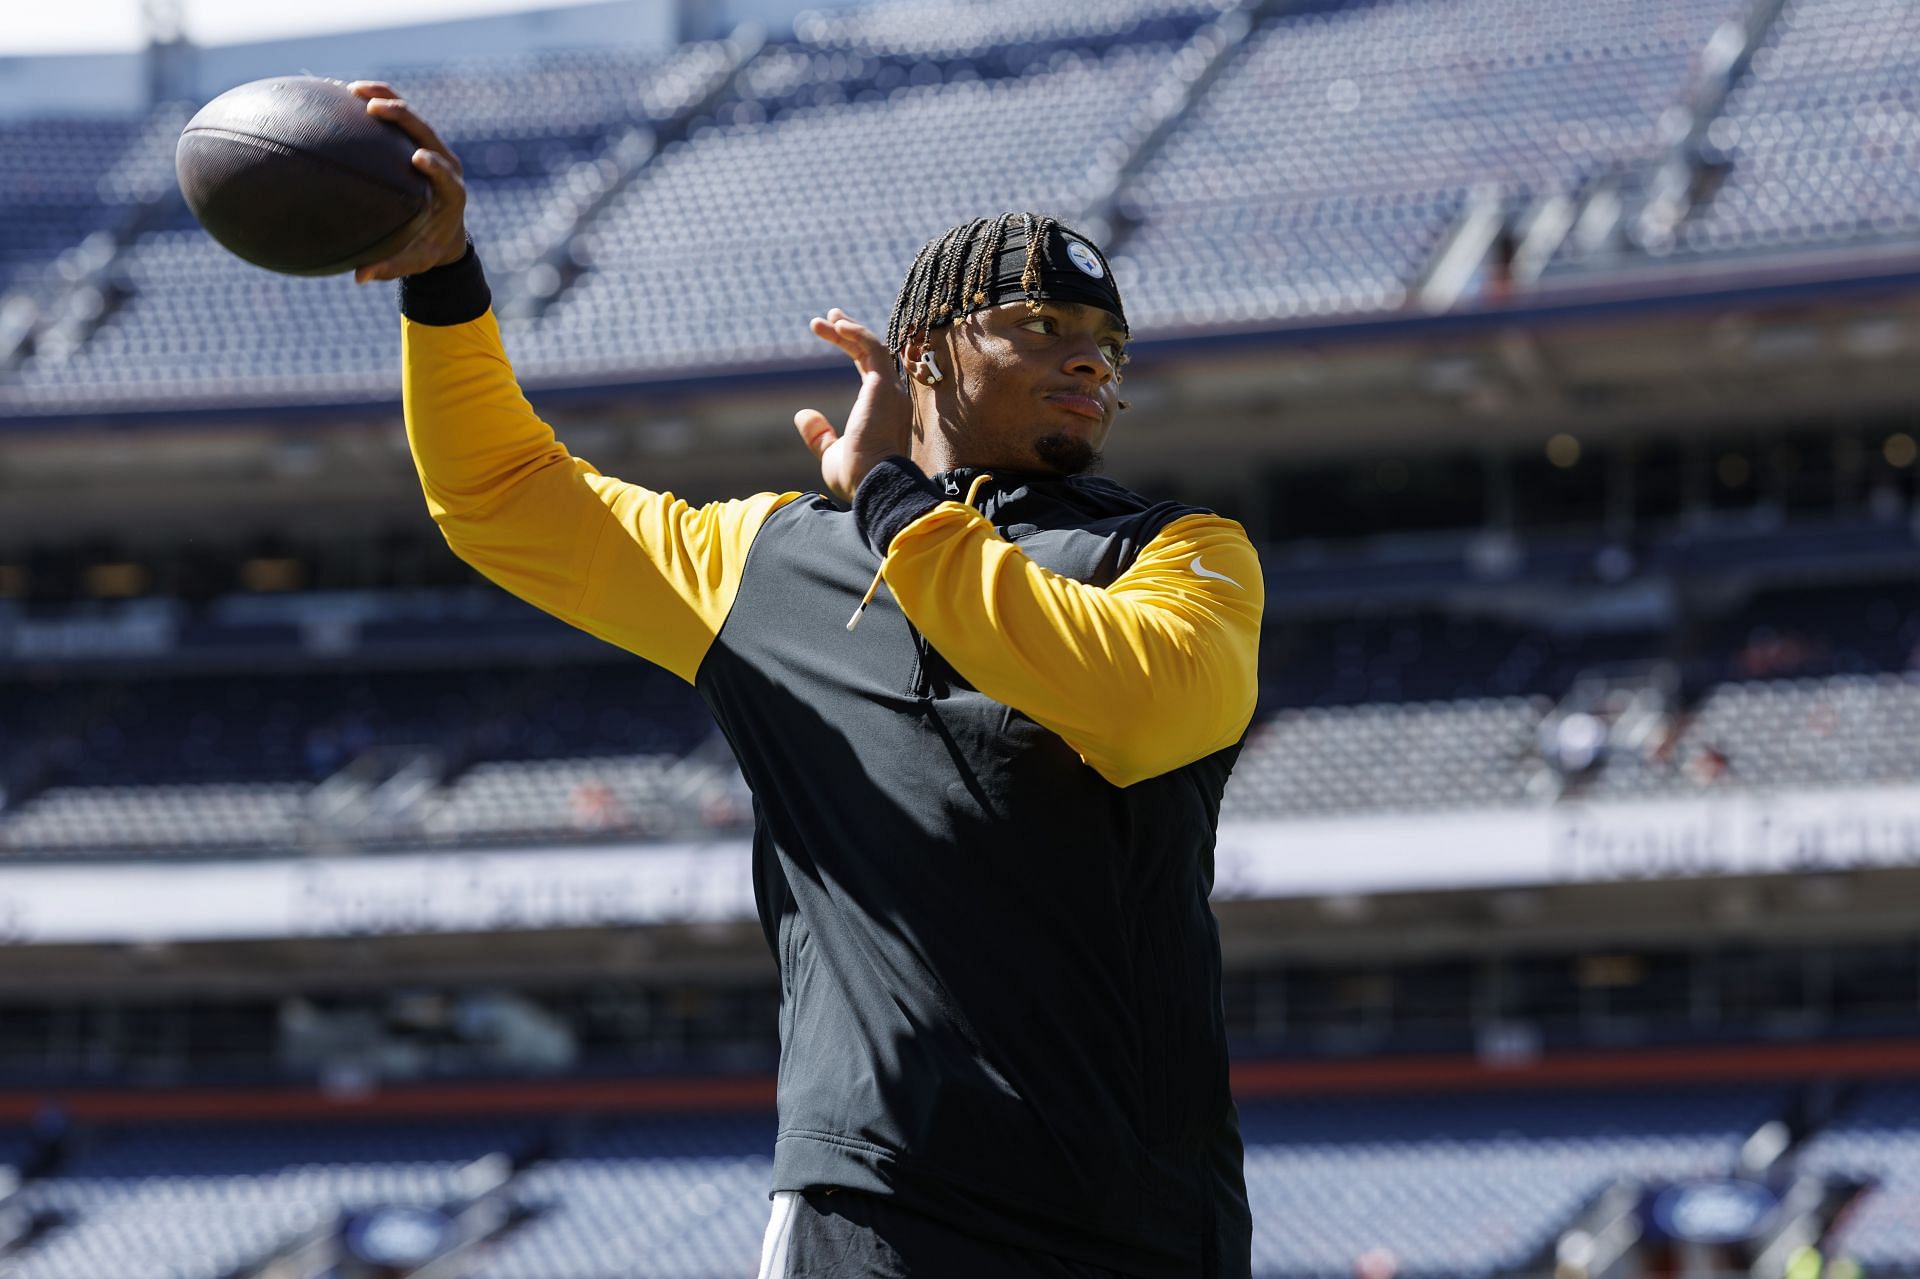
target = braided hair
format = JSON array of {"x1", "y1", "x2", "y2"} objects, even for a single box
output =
[{"x1": 884, "y1": 212, "x2": 1122, "y2": 369}]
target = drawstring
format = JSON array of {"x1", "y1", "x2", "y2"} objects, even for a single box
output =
[
  {"x1": 845, "y1": 472, "x2": 993, "y2": 632},
  {"x1": 843, "y1": 568, "x2": 885, "y2": 633}
]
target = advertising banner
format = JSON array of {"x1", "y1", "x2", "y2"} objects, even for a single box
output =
[{"x1": 0, "y1": 785, "x2": 1914, "y2": 944}]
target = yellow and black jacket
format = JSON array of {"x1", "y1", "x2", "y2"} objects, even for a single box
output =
[{"x1": 400, "y1": 247, "x2": 1262, "y2": 1278}]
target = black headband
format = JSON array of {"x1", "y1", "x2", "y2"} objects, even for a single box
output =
[{"x1": 954, "y1": 221, "x2": 1128, "y2": 335}]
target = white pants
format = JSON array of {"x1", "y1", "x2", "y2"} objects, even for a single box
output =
[{"x1": 757, "y1": 1190, "x2": 800, "y2": 1279}]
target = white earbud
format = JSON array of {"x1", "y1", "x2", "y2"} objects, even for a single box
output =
[{"x1": 914, "y1": 350, "x2": 943, "y2": 384}]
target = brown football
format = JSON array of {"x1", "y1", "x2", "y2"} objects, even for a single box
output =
[{"x1": 176, "y1": 75, "x2": 431, "y2": 277}]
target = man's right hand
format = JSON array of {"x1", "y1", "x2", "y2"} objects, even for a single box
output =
[{"x1": 347, "y1": 81, "x2": 469, "y2": 284}]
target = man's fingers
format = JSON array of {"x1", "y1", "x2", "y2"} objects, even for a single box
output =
[
  {"x1": 826, "y1": 311, "x2": 880, "y2": 347},
  {"x1": 794, "y1": 409, "x2": 837, "y2": 459},
  {"x1": 824, "y1": 313, "x2": 893, "y2": 371},
  {"x1": 809, "y1": 316, "x2": 865, "y2": 358},
  {"x1": 812, "y1": 310, "x2": 873, "y2": 340},
  {"x1": 412, "y1": 148, "x2": 461, "y2": 192},
  {"x1": 366, "y1": 99, "x2": 457, "y2": 169},
  {"x1": 368, "y1": 98, "x2": 444, "y2": 155},
  {"x1": 348, "y1": 81, "x2": 398, "y2": 100},
  {"x1": 810, "y1": 316, "x2": 890, "y2": 375}
]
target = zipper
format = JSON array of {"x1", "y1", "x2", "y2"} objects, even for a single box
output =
[
  {"x1": 909, "y1": 473, "x2": 981, "y2": 700},
  {"x1": 907, "y1": 623, "x2": 934, "y2": 701},
  {"x1": 844, "y1": 469, "x2": 994, "y2": 698}
]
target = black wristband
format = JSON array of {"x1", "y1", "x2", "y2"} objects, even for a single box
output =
[
  {"x1": 397, "y1": 238, "x2": 491, "y2": 326},
  {"x1": 852, "y1": 456, "x2": 943, "y2": 557}
]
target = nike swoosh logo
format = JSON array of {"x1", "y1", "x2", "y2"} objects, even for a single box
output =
[{"x1": 1188, "y1": 555, "x2": 1243, "y2": 589}]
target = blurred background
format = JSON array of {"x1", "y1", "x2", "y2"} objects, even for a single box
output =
[{"x1": 1, "y1": 0, "x2": 1918, "y2": 1276}]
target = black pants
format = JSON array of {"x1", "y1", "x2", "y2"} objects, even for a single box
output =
[{"x1": 763, "y1": 1189, "x2": 1133, "y2": 1279}]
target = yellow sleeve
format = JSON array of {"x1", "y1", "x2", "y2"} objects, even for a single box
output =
[
  {"x1": 402, "y1": 309, "x2": 800, "y2": 683},
  {"x1": 881, "y1": 507, "x2": 1263, "y2": 787}
]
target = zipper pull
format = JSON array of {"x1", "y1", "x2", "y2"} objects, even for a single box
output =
[{"x1": 943, "y1": 476, "x2": 962, "y2": 497}]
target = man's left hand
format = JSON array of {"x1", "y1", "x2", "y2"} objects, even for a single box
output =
[{"x1": 794, "y1": 309, "x2": 914, "y2": 504}]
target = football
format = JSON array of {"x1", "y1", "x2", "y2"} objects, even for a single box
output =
[{"x1": 175, "y1": 75, "x2": 432, "y2": 277}]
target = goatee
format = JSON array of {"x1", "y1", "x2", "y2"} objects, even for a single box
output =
[{"x1": 1033, "y1": 433, "x2": 1102, "y2": 476}]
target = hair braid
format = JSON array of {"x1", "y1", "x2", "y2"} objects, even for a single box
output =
[
  {"x1": 908, "y1": 223, "x2": 961, "y2": 357},
  {"x1": 929, "y1": 218, "x2": 981, "y2": 328},
  {"x1": 965, "y1": 213, "x2": 1012, "y2": 310},
  {"x1": 1020, "y1": 212, "x2": 1060, "y2": 313},
  {"x1": 885, "y1": 244, "x2": 935, "y2": 358}
]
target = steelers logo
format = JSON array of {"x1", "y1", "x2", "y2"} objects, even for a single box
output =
[{"x1": 1064, "y1": 238, "x2": 1105, "y2": 279}]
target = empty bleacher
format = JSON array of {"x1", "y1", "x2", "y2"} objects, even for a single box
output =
[
  {"x1": 0, "y1": 1089, "x2": 1810, "y2": 1279},
  {"x1": 470, "y1": 1113, "x2": 774, "y2": 1279},
  {"x1": 1, "y1": 783, "x2": 309, "y2": 854},
  {"x1": 5, "y1": 0, "x2": 1913, "y2": 415},
  {"x1": 1240, "y1": 1087, "x2": 1785, "y2": 1277},
  {"x1": 1678, "y1": 0, "x2": 1920, "y2": 257},
  {"x1": 4, "y1": 572, "x2": 1919, "y2": 851},
  {"x1": 5, "y1": 1118, "x2": 536, "y2": 1279},
  {"x1": 422, "y1": 750, "x2": 752, "y2": 844},
  {"x1": 1119, "y1": 0, "x2": 1744, "y2": 326},
  {"x1": 0, "y1": 660, "x2": 723, "y2": 854},
  {"x1": 0, "y1": 116, "x2": 147, "y2": 302},
  {"x1": 4, "y1": 668, "x2": 1914, "y2": 849},
  {"x1": 513, "y1": 36, "x2": 1187, "y2": 378},
  {"x1": 1223, "y1": 697, "x2": 1543, "y2": 820},
  {"x1": 2, "y1": 40, "x2": 740, "y2": 413}
]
